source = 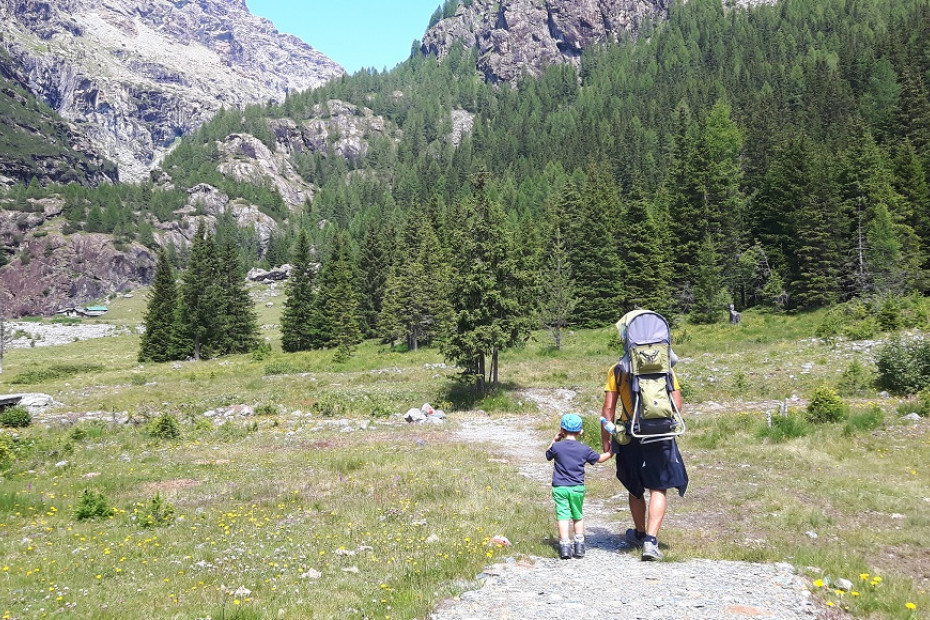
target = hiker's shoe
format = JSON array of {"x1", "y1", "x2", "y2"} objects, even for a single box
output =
[
  {"x1": 624, "y1": 528, "x2": 645, "y2": 548},
  {"x1": 573, "y1": 539, "x2": 585, "y2": 558},
  {"x1": 559, "y1": 541, "x2": 573, "y2": 560},
  {"x1": 641, "y1": 540, "x2": 663, "y2": 561}
]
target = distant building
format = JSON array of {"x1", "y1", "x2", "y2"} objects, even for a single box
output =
[{"x1": 56, "y1": 306, "x2": 109, "y2": 318}]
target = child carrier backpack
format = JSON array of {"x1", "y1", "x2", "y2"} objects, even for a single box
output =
[{"x1": 613, "y1": 310, "x2": 686, "y2": 444}]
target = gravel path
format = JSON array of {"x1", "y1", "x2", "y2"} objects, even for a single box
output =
[{"x1": 432, "y1": 404, "x2": 824, "y2": 620}]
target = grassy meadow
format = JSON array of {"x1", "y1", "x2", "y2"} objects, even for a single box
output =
[{"x1": 1, "y1": 290, "x2": 928, "y2": 618}]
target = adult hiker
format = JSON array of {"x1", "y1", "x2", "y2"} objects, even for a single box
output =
[{"x1": 600, "y1": 310, "x2": 688, "y2": 561}]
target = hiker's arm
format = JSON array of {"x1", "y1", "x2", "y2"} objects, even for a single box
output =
[
  {"x1": 672, "y1": 389, "x2": 683, "y2": 412},
  {"x1": 597, "y1": 451, "x2": 613, "y2": 463},
  {"x1": 601, "y1": 390, "x2": 618, "y2": 453}
]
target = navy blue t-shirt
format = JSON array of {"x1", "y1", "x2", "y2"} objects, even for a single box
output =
[{"x1": 546, "y1": 439, "x2": 599, "y2": 486}]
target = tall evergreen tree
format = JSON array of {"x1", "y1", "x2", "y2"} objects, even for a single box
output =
[
  {"x1": 442, "y1": 172, "x2": 531, "y2": 392},
  {"x1": 174, "y1": 221, "x2": 224, "y2": 360},
  {"x1": 619, "y1": 197, "x2": 675, "y2": 319},
  {"x1": 558, "y1": 174, "x2": 624, "y2": 327},
  {"x1": 535, "y1": 226, "x2": 577, "y2": 350},
  {"x1": 314, "y1": 231, "x2": 363, "y2": 358},
  {"x1": 280, "y1": 230, "x2": 319, "y2": 353},
  {"x1": 218, "y1": 237, "x2": 260, "y2": 354},
  {"x1": 689, "y1": 236, "x2": 729, "y2": 324},
  {"x1": 138, "y1": 249, "x2": 178, "y2": 363}
]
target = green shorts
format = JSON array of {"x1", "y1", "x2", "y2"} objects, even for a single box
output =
[{"x1": 552, "y1": 485, "x2": 586, "y2": 521}]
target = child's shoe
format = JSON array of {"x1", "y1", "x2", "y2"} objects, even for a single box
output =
[
  {"x1": 573, "y1": 537, "x2": 585, "y2": 558},
  {"x1": 558, "y1": 540, "x2": 573, "y2": 559}
]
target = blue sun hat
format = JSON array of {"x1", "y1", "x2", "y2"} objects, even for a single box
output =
[{"x1": 560, "y1": 413, "x2": 583, "y2": 433}]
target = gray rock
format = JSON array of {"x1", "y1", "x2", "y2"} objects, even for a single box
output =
[{"x1": 0, "y1": 0, "x2": 344, "y2": 181}]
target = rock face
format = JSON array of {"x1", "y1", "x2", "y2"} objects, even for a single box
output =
[
  {"x1": 153, "y1": 182, "x2": 279, "y2": 251},
  {"x1": 421, "y1": 0, "x2": 674, "y2": 82},
  {"x1": 0, "y1": 207, "x2": 155, "y2": 316},
  {"x1": 0, "y1": 53, "x2": 118, "y2": 187},
  {"x1": 0, "y1": 0, "x2": 344, "y2": 182}
]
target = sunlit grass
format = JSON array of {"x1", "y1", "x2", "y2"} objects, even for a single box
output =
[{"x1": 2, "y1": 300, "x2": 929, "y2": 617}]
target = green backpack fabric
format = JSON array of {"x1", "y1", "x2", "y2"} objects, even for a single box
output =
[{"x1": 614, "y1": 310, "x2": 683, "y2": 436}]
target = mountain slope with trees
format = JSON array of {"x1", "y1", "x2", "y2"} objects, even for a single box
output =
[{"x1": 6, "y1": 0, "x2": 930, "y2": 379}]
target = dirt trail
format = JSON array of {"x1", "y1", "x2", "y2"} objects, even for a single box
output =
[{"x1": 430, "y1": 389, "x2": 827, "y2": 620}]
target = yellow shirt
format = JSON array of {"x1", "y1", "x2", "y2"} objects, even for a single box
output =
[{"x1": 604, "y1": 366, "x2": 680, "y2": 422}]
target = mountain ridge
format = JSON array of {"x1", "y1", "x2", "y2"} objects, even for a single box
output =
[{"x1": 0, "y1": 0, "x2": 344, "y2": 182}]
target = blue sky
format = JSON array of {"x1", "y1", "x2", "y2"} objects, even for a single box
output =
[{"x1": 246, "y1": 0, "x2": 443, "y2": 74}]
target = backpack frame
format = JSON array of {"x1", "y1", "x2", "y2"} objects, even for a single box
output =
[{"x1": 614, "y1": 310, "x2": 686, "y2": 444}]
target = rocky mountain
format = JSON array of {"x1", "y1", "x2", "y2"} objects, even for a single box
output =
[
  {"x1": 421, "y1": 0, "x2": 674, "y2": 83},
  {"x1": 0, "y1": 0, "x2": 344, "y2": 182},
  {"x1": 0, "y1": 197, "x2": 155, "y2": 316},
  {"x1": 0, "y1": 49, "x2": 117, "y2": 187}
]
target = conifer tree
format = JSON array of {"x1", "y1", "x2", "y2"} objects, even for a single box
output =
[
  {"x1": 174, "y1": 221, "x2": 224, "y2": 360},
  {"x1": 281, "y1": 229, "x2": 319, "y2": 353},
  {"x1": 357, "y1": 220, "x2": 390, "y2": 338},
  {"x1": 536, "y1": 226, "x2": 577, "y2": 350},
  {"x1": 217, "y1": 237, "x2": 260, "y2": 354},
  {"x1": 138, "y1": 249, "x2": 178, "y2": 362},
  {"x1": 558, "y1": 175, "x2": 624, "y2": 327},
  {"x1": 619, "y1": 198, "x2": 675, "y2": 319},
  {"x1": 666, "y1": 103, "x2": 705, "y2": 289},
  {"x1": 314, "y1": 231, "x2": 363, "y2": 358},
  {"x1": 379, "y1": 217, "x2": 453, "y2": 350},
  {"x1": 442, "y1": 172, "x2": 531, "y2": 393},
  {"x1": 689, "y1": 236, "x2": 729, "y2": 324}
]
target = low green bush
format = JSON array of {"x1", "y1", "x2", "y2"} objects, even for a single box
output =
[
  {"x1": 875, "y1": 339, "x2": 930, "y2": 394},
  {"x1": 0, "y1": 406, "x2": 32, "y2": 428},
  {"x1": 0, "y1": 434, "x2": 16, "y2": 470},
  {"x1": 148, "y1": 413, "x2": 181, "y2": 439},
  {"x1": 9, "y1": 363, "x2": 104, "y2": 385},
  {"x1": 836, "y1": 360, "x2": 875, "y2": 396},
  {"x1": 74, "y1": 489, "x2": 113, "y2": 521},
  {"x1": 757, "y1": 412, "x2": 810, "y2": 442},
  {"x1": 843, "y1": 406, "x2": 884, "y2": 435},
  {"x1": 806, "y1": 385, "x2": 847, "y2": 424},
  {"x1": 139, "y1": 493, "x2": 175, "y2": 528}
]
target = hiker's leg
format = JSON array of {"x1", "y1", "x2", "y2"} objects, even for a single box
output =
[
  {"x1": 646, "y1": 489, "x2": 667, "y2": 537},
  {"x1": 573, "y1": 519, "x2": 585, "y2": 537},
  {"x1": 557, "y1": 519, "x2": 571, "y2": 540},
  {"x1": 629, "y1": 493, "x2": 646, "y2": 532}
]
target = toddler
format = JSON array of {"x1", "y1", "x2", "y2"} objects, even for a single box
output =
[{"x1": 546, "y1": 413, "x2": 612, "y2": 559}]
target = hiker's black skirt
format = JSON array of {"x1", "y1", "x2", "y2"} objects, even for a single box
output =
[{"x1": 612, "y1": 436, "x2": 688, "y2": 499}]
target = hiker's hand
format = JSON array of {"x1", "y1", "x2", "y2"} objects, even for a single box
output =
[{"x1": 554, "y1": 432, "x2": 564, "y2": 442}]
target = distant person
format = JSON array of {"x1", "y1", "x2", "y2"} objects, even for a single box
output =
[
  {"x1": 601, "y1": 311, "x2": 688, "y2": 561},
  {"x1": 546, "y1": 413, "x2": 612, "y2": 559}
]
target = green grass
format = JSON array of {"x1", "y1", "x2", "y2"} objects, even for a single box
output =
[{"x1": 1, "y1": 303, "x2": 929, "y2": 617}]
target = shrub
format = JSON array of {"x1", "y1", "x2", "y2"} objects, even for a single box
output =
[
  {"x1": 897, "y1": 389, "x2": 930, "y2": 418},
  {"x1": 843, "y1": 406, "x2": 885, "y2": 436},
  {"x1": 0, "y1": 406, "x2": 32, "y2": 428},
  {"x1": 837, "y1": 360, "x2": 875, "y2": 396},
  {"x1": 877, "y1": 295, "x2": 902, "y2": 331},
  {"x1": 251, "y1": 342, "x2": 272, "y2": 361},
  {"x1": 0, "y1": 434, "x2": 16, "y2": 470},
  {"x1": 148, "y1": 413, "x2": 181, "y2": 439},
  {"x1": 139, "y1": 493, "x2": 175, "y2": 528},
  {"x1": 806, "y1": 385, "x2": 847, "y2": 424},
  {"x1": 875, "y1": 338, "x2": 930, "y2": 394},
  {"x1": 841, "y1": 316, "x2": 879, "y2": 341},
  {"x1": 311, "y1": 394, "x2": 347, "y2": 418},
  {"x1": 254, "y1": 403, "x2": 277, "y2": 416},
  {"x1": 757, "y1": 412, "x2": 810, "y2": 442},
  {"x1": 74, "y1": 489, "x2": 113, "y2": 521}
]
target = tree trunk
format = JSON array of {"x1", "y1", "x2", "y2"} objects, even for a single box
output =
[
  {"x1": 491, "y1": 348, "x2": 499, "y2": 388},
  {"x1": 477, "y1": 354, "x2": 486, "y2": 395}
]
